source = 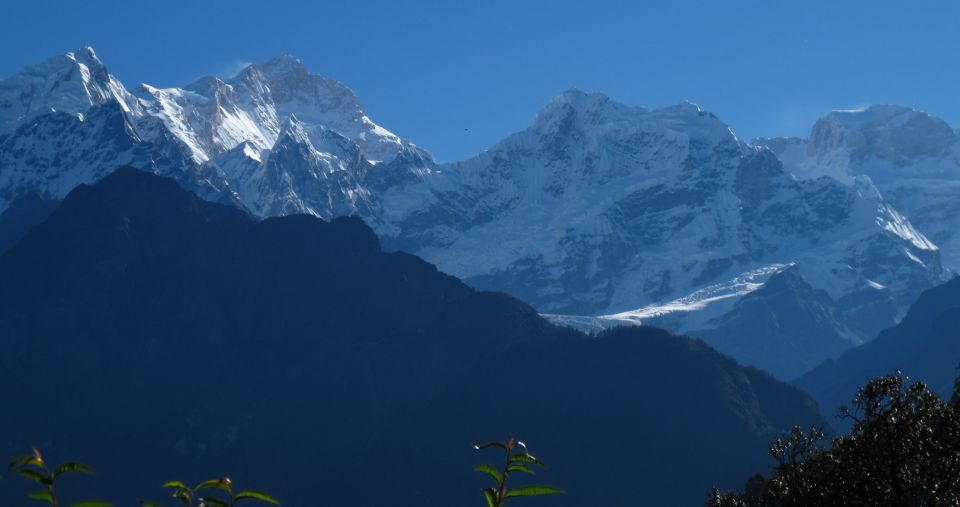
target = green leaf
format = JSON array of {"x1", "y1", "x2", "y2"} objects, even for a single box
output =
[
  {"x1": 10, "y1": 455, "x2": 32, "y2": 466},
  {"x1": 198, "y1": 497, "x2": 228, "y2": 507},
  {"x1": 162, "y1": 481, "x2": 189, "y2": 490},
  {"x1": 195, "y1": 478, "x2": 232, "y2": 495},
  {"x1": 10, "y1": 455, "x2": 44, "y2": 469},
  {"x1": 234, "y1": 490, "x2": 281, "y2": 505},
  {"x1": 53, "y1": 462, "x2": 94, "y2": 478},
  {"x1": 17, "y1": 468, "x2": 53, "y2": 485},
  {"x1": 27, "y1": 490, "x2": 54, "y2": 504},
  {"x1": 68, "y1": 501, "x2": 112, "y2": 507},
  {"x1": 507, "y1": 464, "x2": 536, "y2": 475},
  {"x1": 509, "y1": 453, "x2": 545, "y2": 467},
  {"x1": 473, "y1": 464, "x2": 503, "y2": 485},
  {"x1": 140, "y1": 502, "x2": 165, "y2": 507},
  {"x1": 473, "y1": 441, "x2": 508, "y2": 451},
  {"x1": 482, "y1": 487, "x2": 498, "y2": 507},
  {"x1": 504, "y1": 486, "x2": 564, "y2": 498}
]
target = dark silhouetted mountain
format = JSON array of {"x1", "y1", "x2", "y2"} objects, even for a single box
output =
[
  {"x1": 0, "y1": 192, "x2": 59, "y2": 254},
  {"x1": 693, "y1": 267, "x2": 861, "y2": 379},
  {"x1": 797, "y1": 276, "x2": 960, "y2": 419},
  {"x1": 0, "y1": 168, "x2": 826, "y2": 507}
]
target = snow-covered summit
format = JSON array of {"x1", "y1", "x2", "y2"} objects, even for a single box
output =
[
  {"x1": 227, "y1": 56, "x2": 411, "y2": 163},
  {"x1": 532, "y1": 90, "x2": 734, "y2": 147},
  {"x1": 0, "y1": 47, "x2": 137, "y2": 132},
  {"x1": 756, "y1": 105, "x2": 960, "y2": 270},
  {"x1": 532, "y1": 89, "x2": 641, "y2": 129},
  {"x1": 0, "y1": 48, "x2": 432, "y2": 220},
  {"x1": 129, "y1": 53, "x2": 420, "y2": 167},
  {"x1": 807, "y1": 105, "x2": 957, "y2": 167}
]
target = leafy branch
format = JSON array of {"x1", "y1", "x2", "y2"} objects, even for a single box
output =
[
  {"x1": 473, "y1": 436, "x2": 563, "y2": 506},
  {"x1": 143, "y1": 476, "x2": 280, "y2": 507},
  {"x1": 9, "y1": 447, "x2": 110, "y2": 507}
]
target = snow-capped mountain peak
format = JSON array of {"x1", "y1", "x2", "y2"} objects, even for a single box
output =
[
  {"x1": 256, "y1": 54, "x2": 313, "y2": 84},
  {"x1": 530, "y1": 90, "x2": 741, "y2": 166},
  {"x1": 0, "y1": 47, "x2": 434, "y2": 220},
  {"x1": 531, "y1": 88, "x2": 652, "y2": 133},
  {"x1": 756, "y1": 105, "x2": 960, "y2": 270},
  {"x1": 808, "y1": 104, "x2": 956, "y2": 165},
  {"x1": 228, "y1": 56, "x2": 408, "y2": 163},
  {"x1": 533, "y1": 89, "x2": 618, "y2": 124},
  {"x1": 0, "y1": 47, "x2": 136, "y2": 132}
]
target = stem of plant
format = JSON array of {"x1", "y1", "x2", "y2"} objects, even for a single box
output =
[{"x1": 498, "y1": 444, "x2": 512, "y2": 504}]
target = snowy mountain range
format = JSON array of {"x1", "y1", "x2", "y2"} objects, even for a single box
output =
[{"x1": 0, "y1": 47, "x2": 953, "y2": 378}]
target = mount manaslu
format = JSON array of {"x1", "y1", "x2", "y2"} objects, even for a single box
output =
[{"x1": 0, "y1": 48, "x2": 951, "y2": 378}]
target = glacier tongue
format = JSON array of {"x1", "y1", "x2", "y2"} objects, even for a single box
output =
[
  {"x1": 601, "y1": 263, "x2": 796, "y2": 325},
  {"x1": 543, "y1": 263, "x2": 796, "y2": 335}
]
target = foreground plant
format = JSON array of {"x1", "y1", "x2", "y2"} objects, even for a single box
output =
[
  {"x1": 473, "y1": 436, "x2": 563, "y2": 506},
  {"x1": 9, "y1": 447, "x2": 110, "y2": 507},
  {"x1": 142, "y1": 477, "x2": 280, "y2": 507}
]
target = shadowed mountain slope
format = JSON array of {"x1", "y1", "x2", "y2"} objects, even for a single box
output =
[
  {"x1": 0, "y1": 168, "x2": 826, "y2": 506},
  {"x1": 798, "y1": 276, "x2": 960, "y2": 417}
]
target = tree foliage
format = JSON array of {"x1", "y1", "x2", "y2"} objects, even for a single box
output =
[{"x1": 709, "y1": 370, "x2": 960, "y2": 506}]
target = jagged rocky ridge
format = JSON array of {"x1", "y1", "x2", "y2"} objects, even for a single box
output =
[
  {"x1": 0, "y1": 48, "x2": 950, "y2": 378},
  {"x1": 0, "y1": 47, "x2": 431, "y2": 217}
]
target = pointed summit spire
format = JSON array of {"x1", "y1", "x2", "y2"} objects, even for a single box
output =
[
  {"x1": 277, "y1": 114, "x2": 313, "y2": 146},
  {"x1": 69, "y1": 46, "x2": 104, "y2": 66}
]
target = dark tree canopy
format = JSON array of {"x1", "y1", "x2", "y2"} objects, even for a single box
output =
[{"x1": 710, "y1": 370, "x2": 960, "y2": 506}]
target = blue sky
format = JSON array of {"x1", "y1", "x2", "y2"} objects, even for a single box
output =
[{"x1": 1, "y1": 0, "x2": 957, "y2": 161}]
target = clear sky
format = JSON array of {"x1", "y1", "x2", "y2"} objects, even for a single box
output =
[{"x1": 1, "y1": 0, "x2": 957, "y2": 162}]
